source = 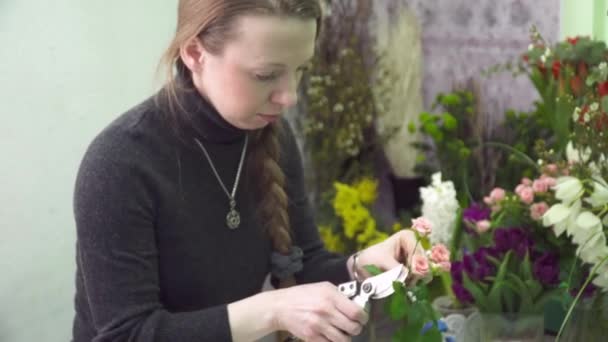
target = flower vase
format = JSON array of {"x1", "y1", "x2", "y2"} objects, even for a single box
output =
[
  {"x1": 559, "y1": 296, "x2": 608, "y2": 342},
  {"x1": 432, "y1": 295, "x2": 477, "y2": 338},
  {"x1": 481, "y1": 313, "x2": 544, "y2": 341},
  {"x1": 460, "y1": 312, "x2": 545, "y2": 342}
]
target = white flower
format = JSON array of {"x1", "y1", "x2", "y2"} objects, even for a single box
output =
[
  {"x1": 540, "y1": 55, "x2": 547, "y2": 64},
  {"x1": 543, "y1": 200, "x2": 581, "y2": 237},
  {"x1": 566, "y1": 141, "x2": 591, "y2": 164},
  {"x1": 600, "y1": 62, "x2": 608, "y2": 70},
  {"x1": 590, "y1": 102, "x2": 600, "y2": 111},
  {"x1": 586, "y1": 178, "x2": 608, "y2": 208},
  {"x1": 572, "y1": 211, "x2": 604, "y2": 251},
  {"x1": 554, "y1": 176, "x2": 583, "y2": 204},
  {"x1": 572, "y1": 107, "x2": 581, "y2": 122},
  {"x1": 419, "y1": 172, "x2": 459, "y2": 245},
  {"x1": 592, "y1": 264, "x2": 608, "y2": 290},
  {"x1": 577, "y1": 233, "x2": 608, "y2": 264},
  {"x1": 528, "y1": 44, "x2": 534, "y2": 51}
]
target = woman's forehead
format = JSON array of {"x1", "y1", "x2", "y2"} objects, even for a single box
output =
[{"x1": 225, "y1": 15, "x2": 317, "y2": 67}]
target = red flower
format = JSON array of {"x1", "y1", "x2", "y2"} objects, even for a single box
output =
[
  {"x1": 596, "y1": 113, "x2": 608, "y2": 131},
  {"x1": 552, "y1": 60, "x2": 561, "y2": 79},
  {"x1": 578, "y1": 105, "x2": 590, "y2": 123},
  {"x1": 570, "y1": 75, "x2": 583, "y2": 95},
  {"x1": 578, "y1": 62, "x2": 588, "y2": 79},
  {"x1": 598, "y1": 81, "x2": 608, "y2": 97},
  {"x1": 567, "y1": 36, "x2": 579, "y2": 45},
  {"x1": 537, "y1": 63, "x2": 547, "y2": 76}
]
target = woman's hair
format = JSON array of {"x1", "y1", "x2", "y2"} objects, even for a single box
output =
[{"x1": 158, "y1": 0, "x2": 322, "y2": 290}]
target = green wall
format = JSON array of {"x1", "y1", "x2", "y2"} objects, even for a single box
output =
[{"x1": 561, "y1": 0, "x2": 607, "y2": 41}]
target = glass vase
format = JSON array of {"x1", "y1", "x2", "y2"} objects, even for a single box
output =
[
  {"x1": 559, "y1": 295, "x2": 608, "y2": 342},
  {"x1": 480, "y1": 313, "x2": 544, "y2": 341}
]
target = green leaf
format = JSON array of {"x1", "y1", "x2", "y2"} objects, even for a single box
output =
[
  {"x1": 442, "y1": 112, "x2": 458, "y2": 131},
  {"x1": 462, "y1": 272, "x2": 488, "y2": 311},
  {"x1": 388, "y1": 282, "x2": 408, "y2": 320},
  {"x1": 524, "y1": 279, "x2": 543, "y2": 300},
  {"x1": 522, "y1": 252, "x2": 534, "y2": 282},
  {"x1": 364, "y1": 264, "x2": 383, "y2": 276},
  {"x1": 487, "y1": 251, "x2": 512, "y2": 312},
  {"x1": 408, "y1": 121, "x2": 417, "y2": 133},
  {"x1": 440, "y1": 94, "x2": 462, "y2": 106},
  {"x1": 601, "y1": 96, "x2": 608, "y2": 113}
]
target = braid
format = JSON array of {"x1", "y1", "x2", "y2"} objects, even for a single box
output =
[{"x1": 249, "y1": 122, "x2": 296, "y2": 288}]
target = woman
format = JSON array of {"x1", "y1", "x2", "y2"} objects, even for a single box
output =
[{"x1": 72, "y1": 1, "x2": 421, "y2": 341}]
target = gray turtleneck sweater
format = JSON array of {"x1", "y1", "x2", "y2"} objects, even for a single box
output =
[{"x1": 71, "y1": 83, "x2": 350, "y2": 341}]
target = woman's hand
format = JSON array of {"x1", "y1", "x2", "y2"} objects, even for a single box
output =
[
  {"x1": 350, "y1": 229, "x2": 427, "y2": 282},
  {"x1": 269, "y1": 282, "x2": 368, "y2": 342}
]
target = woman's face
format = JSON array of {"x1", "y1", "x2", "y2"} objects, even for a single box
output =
[{"x1": 191, "y1": 15, "x2": 317, "y2": 130}]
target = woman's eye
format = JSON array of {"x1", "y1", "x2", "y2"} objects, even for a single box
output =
[{"x1": 255, "y1": 72, "x2": 280, "y2": 82}]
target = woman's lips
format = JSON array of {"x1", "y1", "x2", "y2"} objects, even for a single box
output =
[{"x1": 257, "y1": 113, "x2": 280, "y2": 123}]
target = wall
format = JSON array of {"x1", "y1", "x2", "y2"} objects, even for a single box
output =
[{"x1": 0, "y1": 1, "x2": 175, "y2": 341}]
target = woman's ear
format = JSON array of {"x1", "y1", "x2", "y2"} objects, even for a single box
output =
[{"x1": 179, "y1": 37, "x2": 205, "y2": 73}]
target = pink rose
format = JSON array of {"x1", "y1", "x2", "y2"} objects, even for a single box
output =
[
  {"x1": 430, "y1": 244, "x2": 451, "y2": 264},
  {"x1": 483, "y1": 196, "x2": 493, "y2": 205},
  {"x1": 411, "y1": 217, "x2": 432, "y2": 236},
  {"x1": 515, "y1": 184, "x2": 526, "y2": 196},
  {"x1": 521, "y1": 177, "x2": 533, "y2": 186},
  {"x1": 490, "y1": 187, "x2": 506, "y2": 202},
  {"x1": 530, "y1": 202, "x2": 549, "y2": 221},
  {"x1": 475, "y1": 220, "x2": 491, "y2": 233},
  {"x1": 542, "y1": 176, "x2": 556, "y2": 188},
  {"x1": 532, "y1": 179, "x2": 549, "y2": 193},
  {"x1": 518, "y1": 186, "x2": 534, "y2": 204},
  {"x1": 411, "y1": 254, "x2": 430, "y2": 277},
  {"x1": 545, "y1": 164, "x2": 558, "y2": 175}
]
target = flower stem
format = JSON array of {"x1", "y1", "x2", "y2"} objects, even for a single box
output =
[{"x1": 556, "y1": 255, "x2": 608, "y2": 341}]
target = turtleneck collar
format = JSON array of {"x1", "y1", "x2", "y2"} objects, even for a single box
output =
[{"x1": 160, "y1": 70, "x2": 246, "y2": 145}]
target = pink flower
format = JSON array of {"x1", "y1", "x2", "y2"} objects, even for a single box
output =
[
  {"x1": 530, "y1": 202, "x2": 549, "y2": 221},
  {"x1": 475, "y1": 220, "x2": 491, "y2": 233},
  {"x1": 411, "y1": 254, "x2": 430, "y2": 277},
  {"x1": 521, "y1": 177, "x2": 533, "y2": 186},
  {"x1": 435, "y1": 261, "x2": 451, "y2": 272},
  {"x1": 532, "y1": 179, "x2": 549, "y2": 193},
  {"x1": 430, "y1": 244, "x2": 451, "y2": 264},
  {"x1": 542, "y1": 176, "x2": 556, "y2": 188},
  {"x1": 545, "y1": 164, "x2": 558, "y2": 175},
  {"x1": 489, "y1": 187, "x2": 506, "y2": 202},
  {"x1": 515, "y1": 184, "x2": 526, "y2": 196},
  {"x1": 411, "y1": 217, "x2": 432, "y2": 236},
  {"x1": 518, "y1": 186, "x2": 535, "y2": 204},
  {"x1": 483, "y1": 196, "x2": 493, "y2": 205}
]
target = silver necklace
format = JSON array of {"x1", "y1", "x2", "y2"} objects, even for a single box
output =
[{"x1": 194, "y1": 135, "x2": 248, "y2": 229}]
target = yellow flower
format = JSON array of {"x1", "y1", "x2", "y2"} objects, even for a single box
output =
[
  {"x1": 354, "y1": 178, "x2": 378, "y2": 205},
  {"x1": 333, "y1": 182, "x2": 359, "y2": 216},
  {"x1": 319, "y1": 225, "x2": 345, "y2": 253}
]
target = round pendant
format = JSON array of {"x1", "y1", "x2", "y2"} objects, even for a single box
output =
[{"x1": 226, "y1": 209, "x2": 241, "y2": 229}]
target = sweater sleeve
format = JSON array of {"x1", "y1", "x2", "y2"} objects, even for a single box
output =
[
  {"x1": 280, "y1": 121, "x2": 351, "y2": 285},
  {"x1": 73, "y1": 129, "x2": 232, "y2": 342}
]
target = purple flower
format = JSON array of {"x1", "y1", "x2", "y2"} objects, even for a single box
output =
[
  {"x1": 533, "y1": 252, "x2": 560, "y2": 285},
  {"x1": 569, "y1": 283, "x2": 597, "y2": 298},
  {"x1": 494, "y1": 228, "x2": 534, "y2": 258},
  {"x1": 452, "y1": 282, "x2": 474, "y2": 304},
  {"x1": 463, "y1": 204, "x2": 491, "y2": 222},
  {"x1": 463, "y1": 254, "x2": 476, "y2": 279},
  {"x1": 472, "y1": 247, "x2": 499, "y2": 281},
  {"x1": 451, "y1": 261, "x2": 464, "y2": 283}
]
